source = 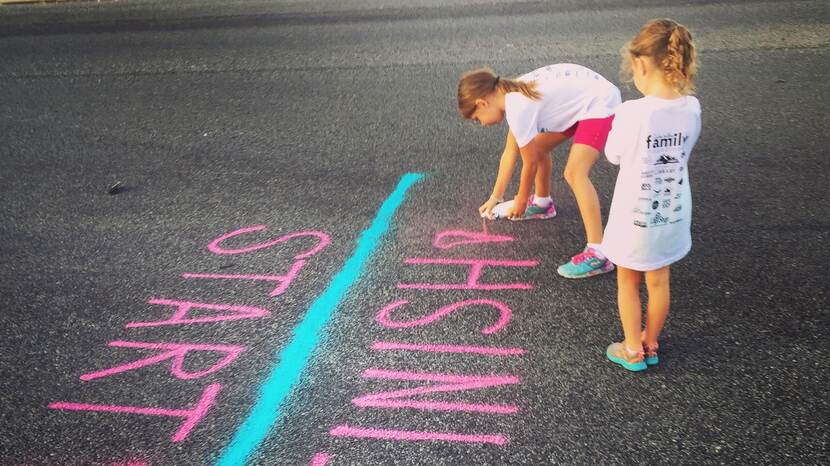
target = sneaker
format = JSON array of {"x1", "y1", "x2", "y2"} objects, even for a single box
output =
[
  {"x1": 491, "y1": 195, "x2": 556, "y2": 220},
  {"x1": 557, "y1": 247, "x2": 614, "y2": 278},
  {"x1": 606, "y1": 342, "x2": 647, "y2": 372}
]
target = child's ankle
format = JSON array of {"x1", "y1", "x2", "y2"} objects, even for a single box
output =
[
  {"x1": 532, "y1": 195, "x2": 553, "y2": 208},
  {"x1": 624, "y1": 341, "x2": 643, "y2": 355}
]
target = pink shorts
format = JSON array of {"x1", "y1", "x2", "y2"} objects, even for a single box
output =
[{"x1": 562, "y1": 115, "x2": 615, "y2": 152}]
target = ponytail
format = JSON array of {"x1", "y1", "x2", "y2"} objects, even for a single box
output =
[
  {"x1": 457, "y1": 68, "x2": 542, "y2": 119},
  {"x1": 663, "y1": 25, "x2": 697, "y2": 94}
]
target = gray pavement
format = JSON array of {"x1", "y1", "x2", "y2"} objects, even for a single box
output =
[{"x1": 0, "y1": 1, "x2": 828, "y2": 465}]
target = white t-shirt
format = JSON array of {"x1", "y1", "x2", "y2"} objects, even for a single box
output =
[
  {"x1": 505, "y1": 64, "x2": 621, "y2": 148},
  {"x1": 601, "y1": 95, "x2": 702, "y2": 271}
]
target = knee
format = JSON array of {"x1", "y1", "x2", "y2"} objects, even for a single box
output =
[
  {"x1": 617, "y1": 268, "x2": 642, "y2": 289},
  {"x1": 645, "y1": 271, "x2": 670, "y2": 289},
  {"x1": 563, "y1": 164, "x2": 590, "y2": 187},
  {"x1": 563, "y1": 166, "x2": 580, "y2": 187}
]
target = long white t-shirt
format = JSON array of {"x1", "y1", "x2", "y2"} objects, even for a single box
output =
[
  {"x1": 505, "y1": 64, "x2": 621, "y2": 148},
  {"x1": 601, "y1": 95, "x2": 702, "y2": 271}
]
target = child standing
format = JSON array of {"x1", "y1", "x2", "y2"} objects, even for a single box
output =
[
  {"x1": 458, "y1": 63, "x2": 621, "y2": 279},
  {"x1": 602, "y1": 19, "x2": 700, "y2": 371}
]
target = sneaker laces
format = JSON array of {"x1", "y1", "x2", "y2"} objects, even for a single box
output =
[{"x1": 571, "y1": 250, "x2": 593, "y2": 265}]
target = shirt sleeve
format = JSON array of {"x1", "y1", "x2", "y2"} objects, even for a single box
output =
[
  {"x1": 604, "y1": 102, "x2": 637, "y2": 165},
  {"x1": 505, "y1": 93, "x2": 540, "y2": 148}
]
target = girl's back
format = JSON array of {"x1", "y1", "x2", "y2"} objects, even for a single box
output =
[{"x1": 603, "y1": 94, "x2": 701, "y2": 271}]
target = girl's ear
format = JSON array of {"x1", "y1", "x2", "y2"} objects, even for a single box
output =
[
  {"x1": 633, "y1": 56, "x2": 645, "y2": 77},
  {"x1": 474, "y1": 98, "x2": 488, "y2": 108}
]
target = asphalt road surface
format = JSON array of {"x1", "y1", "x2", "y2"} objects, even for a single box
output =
[{"x1": 1, "y1": 0, "x2": 828, "y2": 465}]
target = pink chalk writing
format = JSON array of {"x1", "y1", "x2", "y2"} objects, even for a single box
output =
[
  {"x1": 397, "y1": 258, "x2": 537, "y2": 290},
  {"x1": 376, "y1": 299, "x2": 512, "y2": 334},
  {"x1": 371, "y1": 341, "x2": 526, "y2": 356},
  {"x1": 432, "y1": 230, "x2": 514, "y2": 249},
  {"x1": 49, "y1": 383, "x2": 221, "y2": 442},
  {"x1": 309, "y1": 452, "x2": 330, "y2": 466},
  {"x1": 207, "y1": 226, "x2": 330, "y2": 259},
  {"x1": 80, "y1": 341, "x2": 246, "y2": 381},
  {"x1": 352, "y1": 369, "x2": 519, "y2": 414},
  {"x1": 126, "y1": 299, "x2": 269, "y2": 328},
  {"x1": 182, "y1": 259, "x2": 306, "y2": 297},
  {"x1": 330, "y1": 425, "x2": 507, "y2": 445}
]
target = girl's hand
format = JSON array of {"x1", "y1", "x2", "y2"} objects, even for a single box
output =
[
  {"x1": 479, "y1": 196, "x2": 502, "y2": 219},
  {"x1": 507, "y1": 196, "x2": 528, "y2": 220}
]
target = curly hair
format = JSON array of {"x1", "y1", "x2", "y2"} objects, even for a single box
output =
[{"x1": 621, "y1": 19, "x2": 698, "y2": 95}]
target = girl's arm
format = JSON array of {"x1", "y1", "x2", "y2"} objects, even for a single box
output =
[{"x1": 480, "y1": 130, "x2": 520, "y2": 217}]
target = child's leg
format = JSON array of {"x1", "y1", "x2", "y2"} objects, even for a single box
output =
[
  {"x1": 534, "y1": 131, "x2": 570, "y2": 199},
  {"x1": 643, "y1": 265, "x2": 671, "y2": 347},
  {"x1": 563, "y1": 143, "x2": 603, "y2": 244},
  {"x1": 617, "y1": 265, "x2": 644, "y2": 352},
  {"x1": 534, "y1": 152, "x2": 553, "y2": 199}
]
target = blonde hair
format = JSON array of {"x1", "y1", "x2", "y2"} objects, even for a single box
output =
[
  {"x1": 621, "y1": 19, "x2": 698, "y2": 95},
  {"x1": 457, "y1": 67, "x2": 542, "y2": 119}
]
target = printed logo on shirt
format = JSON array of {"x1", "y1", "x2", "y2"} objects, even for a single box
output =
[
  {"x1": 634, "y1": 220, "x2": 647, "y2": 228},
  {"x1": 664, "y1": 177, "x2": 676, "y2": 183},
  {"x1": 652, "y1": 201, "x2": 659, "y2": 210},
  {"x1": 654, "y1": 155, "x2": 679, "y2": 165},
  {"x1": 674, "y1": 193, "x2": 682, "y2": 199},
  {"x1": 662, "y1": 200, "x2": 671, "y2": 208},
  {"x1": 654, "y1": 177, "x2": 663, "y2": 184},
  {"x1": 670, "y1": 218, "x2": 683, "y2": 224},
  {"x1": 641, "y1": 183, "x2": 651, "y2": 190},
  {"x1": 652, "y1": 212, "x2": 669, "y2": 225},
  {"x1": 646, "y1": 133, "x2": 686, "y2": 149},
  {"x1": 673, "y1": 205, "x2": 682, "y2": 212}
]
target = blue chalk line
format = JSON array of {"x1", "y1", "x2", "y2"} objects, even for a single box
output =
[{"x1": 216, "y1": 173, "x2": 425, "y2": 466}]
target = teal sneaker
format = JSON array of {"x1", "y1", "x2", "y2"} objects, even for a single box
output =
[
  {"x1": 557, "y1": 247, "x2": 614, "y2": 278},
  {"x1": 606, "y1": 342, "x2": 647, "y2": 372},
  {"x1": 514, "y1": 197, "x2": 556, "y2": 221},
  {"x1": 492, "y1": 195, "x2": 556, "y2": 220}
]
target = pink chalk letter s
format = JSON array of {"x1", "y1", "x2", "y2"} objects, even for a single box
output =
[
  {"x1": 207, "y1": 226, "x2": 330, "y2": 259},
  {"x1": 376, "y1": 299, "x2": 512, "y2": 334}
]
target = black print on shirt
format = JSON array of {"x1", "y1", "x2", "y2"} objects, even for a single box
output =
[
  {"x1": 646, "y1": 132, "x2": 688, "y2": 149},
  {"x1": 652, "y1": 212, "x2": 669, "y2": 225},
  {"x1": 655, "y1": 155, "x2": 679, "y2": 165}
]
